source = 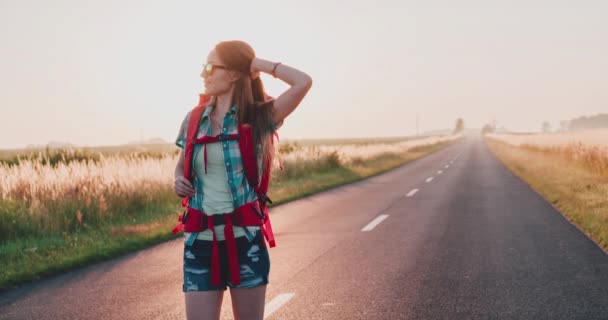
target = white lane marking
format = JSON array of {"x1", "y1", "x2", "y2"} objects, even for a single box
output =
[
  {"x1": 264, "y1": 293, "x2": 296, "y2": 319},
  {"x1": 437, "y1": 170, "x2": 443, "y2": 175},
  {"x1": 426, "y1": 177, "x2": 434, "y2": 183},
  {"x1": 407, "y1": 189, "x2": 419, "y2": 197},
  {"x1": 361, "y1": 214, "x2": 389, "y2": 232},
  {"x1": 445, "y1": 164, "x2": 450, "y2": 168},
  {"x1": 453, "y1": 152, "x2": 462, "y2": 161}
]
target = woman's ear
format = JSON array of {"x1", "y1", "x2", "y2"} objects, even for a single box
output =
[{"x1": 228, "y1": 71, "x2": 241, "y2": 83}]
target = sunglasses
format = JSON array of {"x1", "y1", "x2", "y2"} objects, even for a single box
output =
[{"x1": 202, "y1": 63, "x2": 228, "y2": 76}]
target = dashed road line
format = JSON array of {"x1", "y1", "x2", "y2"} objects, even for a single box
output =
[
  {"x1": 437, "y1": 170, "x2": 443, "y2": 175},
  {"x1": 426, "y1": 177, "x2": 434, "y2": 183},
  {"x1": 361, "y1": 214, "x2": 389, "y2": 232},
  {"x1": 264, "y1": 293, "x2": 296, "y2": 319},
  {"x1": 406, "y1": 188, "x2": 419, "y2": 197}
]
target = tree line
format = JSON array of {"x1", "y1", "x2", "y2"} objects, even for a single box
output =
[{"x1": 542, "y1": 113, "x2": 608, "y2": 133}]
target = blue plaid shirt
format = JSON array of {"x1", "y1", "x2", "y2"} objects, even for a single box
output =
[{"x1": 175, "y1": 102, "x2": 281, "y2": 244}]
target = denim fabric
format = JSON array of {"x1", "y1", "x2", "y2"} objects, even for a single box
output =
[{"x1": 183, "y1": 231, "x2": 270, "y2": 292}]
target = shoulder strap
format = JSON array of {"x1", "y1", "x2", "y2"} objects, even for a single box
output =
[
  {"x1": 183, "y1": 94, "x2": 211, "y2": 182},
  {"x1": 238, "y1": 124, "x2": 259, "y2": 188},
  {"x1": 238, "y1": 124, "x2": 275, "y2": 207},
  {"x1": 239, "y1": 94, "x2": 276, "y2": 191},
  {"x1": 238, "y1": 94, "x2": 277, "y2": 205},
  {"x1": 258, "y1": 94, "x2": 276, "y2": 195}
]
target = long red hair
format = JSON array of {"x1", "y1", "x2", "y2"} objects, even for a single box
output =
[{"x1": 214, "y1": 40, "x2": 276, "y2": 175}]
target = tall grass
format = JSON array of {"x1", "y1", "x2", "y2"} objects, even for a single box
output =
[
  {"x1": 0, "y1": 135, "x2": 461, "y2": 289},
  {"x1": 1, "y1": 135, "x2": 461, "y2": 242},
  {"x1": 0, "y1": 151, "x2": 176, "y2": 241},
  {"x1": 275, "y1": 134, "x2": 460, "y2": 168},
  {"x1": 487, "y1": 129, "x2": 608, "y2": 176}
]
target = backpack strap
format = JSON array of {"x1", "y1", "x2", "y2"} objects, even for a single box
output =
[
  {"x1": 238, "y1": 94, "x2": 277, "y2": 204},
  {"x1": 238, "y1": 124, "x2": 274, "y2": 207},
  {"x1": 238, "y1": 122, "x2": 277, "y2": 248},
  {"x1": 181, "y1": 94, "x2": 211, "y2": 208}
]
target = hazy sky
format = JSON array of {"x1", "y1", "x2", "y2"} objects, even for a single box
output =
[{"x1": 1, "y1": 0, "x2": 607, "y2": 149}]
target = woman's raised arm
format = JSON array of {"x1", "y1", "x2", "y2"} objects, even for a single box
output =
[{"x1": 250, "y1": 57, "x2": 312, "y2": 124}]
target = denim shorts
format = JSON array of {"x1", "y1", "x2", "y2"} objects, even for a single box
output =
[{"x1": 183, "y1": 231, "x2": 270, "y2": 292}]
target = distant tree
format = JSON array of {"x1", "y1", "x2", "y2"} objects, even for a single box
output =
[
  {"x1": 567, "y1": 113, "x2": 608, "y2": 131},
  {"x1": 559, "y1": 120, "x2": 570, "y2": 132},
  {"x1": 481, "y1": 123, "x2": 495, "y2": 135},
  {"x1": 453, "y1": 118, "x2": 465, "y2": 134},
  {"x1": 541, "y1": 121, "x2": 552, "y2": 133}
]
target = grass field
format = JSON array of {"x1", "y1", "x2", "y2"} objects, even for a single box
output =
[
  {"x1": 485, "y1": 131, "x2": 608, "y2": 254},
  {"x1": 487, "y1": 129, "x2": 608, "y2": 176},
  {"x1": 0, "y1": 134, "x2": 462, "y2": 290}
]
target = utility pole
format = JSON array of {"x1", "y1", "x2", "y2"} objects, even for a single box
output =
[{"x1": 416, "y1": 114, "x2": 419, "y2": 136}]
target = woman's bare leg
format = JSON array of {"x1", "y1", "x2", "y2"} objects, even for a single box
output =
[
  {"x1": 230, "y1": 285, "x2": 267, "y2": 320},
  {"x1": 185, "y1": 290, "x2": 225, "y2": 320}
]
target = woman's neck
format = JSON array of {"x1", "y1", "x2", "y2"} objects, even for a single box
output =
[{"x1": 214, "y1": 87, "x2": 234, "y2": 115}]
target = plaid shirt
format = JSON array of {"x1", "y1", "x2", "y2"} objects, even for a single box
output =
[{"x1": 175, "y1": 102, "x2": 281, "y2": 243}]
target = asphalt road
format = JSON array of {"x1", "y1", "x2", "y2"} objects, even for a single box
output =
[{"x1": 1, "y1": 136, "x2": 607, "y2": 320}]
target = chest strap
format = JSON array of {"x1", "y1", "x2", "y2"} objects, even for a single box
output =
[{"x1": 190, "y1": 134, "x2": 239, "y2": 174}]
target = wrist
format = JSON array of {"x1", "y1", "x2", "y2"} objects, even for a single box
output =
[
  {"x1": 251, "y1": 58, "x2": 283, "y2": 78},
  {"x1": 270, "y1": 62, "x2": 282, "y2": 78}
]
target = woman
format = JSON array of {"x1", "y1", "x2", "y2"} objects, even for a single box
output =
[{"x1": 173, "y1": 40, "x2": 312, "y2": 320}]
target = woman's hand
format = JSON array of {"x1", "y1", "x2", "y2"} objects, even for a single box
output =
[{"x1": 174, "y1": 176, "x2": 196, "y2": 198}]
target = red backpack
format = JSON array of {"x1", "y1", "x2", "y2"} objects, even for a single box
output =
[{"x1": 171, "y1": 93, "x2": 277, "y2": 287}]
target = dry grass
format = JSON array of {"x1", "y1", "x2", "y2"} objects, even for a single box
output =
[
  {"x1": 487, "y1": 129, "x2": 608, "y2": 176},
  {"x1": 0, "y1": 135, "x2": 461, "y2": 289},
  {"x1": 0, "y1": 135, "x2": 462, "y2": 240},
  {"x1": 0, "y1": 153, "x2": 177, "y2": 239},
  {"x1": 276, "y1": 134, "x2": 462, "y2": 167},
  {"x1": 485, "y1": 137, "x2": 608, "y2": 252}
]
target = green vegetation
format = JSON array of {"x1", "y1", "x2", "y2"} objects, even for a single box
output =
[{"x1": 0, "y1": 138, "x2": 458, "y2": 290}]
